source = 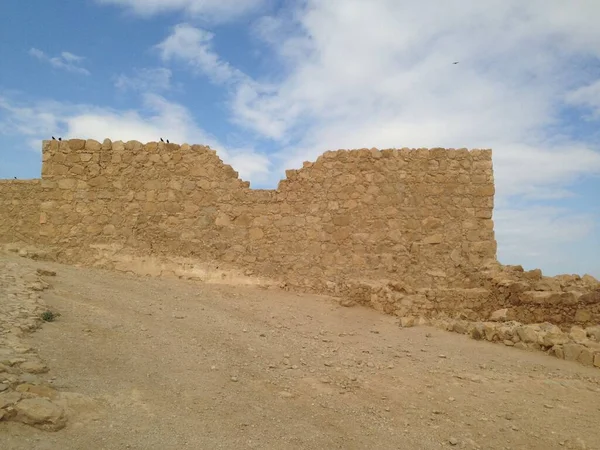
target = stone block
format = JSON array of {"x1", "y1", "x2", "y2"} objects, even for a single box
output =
[
  {"x1": 578, "y1": 348, "x2": 595, "y2": 366},
  {"x1": 574, "y1": 309, "x2": 592, "y2": 323},
  {"x1": 562, "y1": 343, "x2": 585, "y2": 362},
  {"x1": 422, "y1": 234, "x2": 443, "y2": 245},
  {"x1": 68, "y1": 139, "x2": 86, "y2": 150}
]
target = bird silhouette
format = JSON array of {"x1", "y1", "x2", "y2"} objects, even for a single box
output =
[
  {"x1": 58, "y1": 137, "x2": 62, "y2": 141},
  {"x1": 52, "y1": 136, "x2": 56, "y2": 140},
  {"x1": 166, "y1": 139, "x2": 170, "y2": 144},
  {"x1": 453, "y1": 61, "x2": 459, "y2": 64},
  {"x1": 13, "y1": 177, "x2": 17, "y2": 180},
  {"x1": 160, "y1": 138, "x2": 164, "y2": 142}
]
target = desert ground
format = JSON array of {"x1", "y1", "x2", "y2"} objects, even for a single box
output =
[{"x1": 1, "y1": 254, "x2": 600, "y2": 450}]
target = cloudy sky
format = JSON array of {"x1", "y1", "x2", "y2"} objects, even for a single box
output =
[{"x1": 1, "y1": 0, "x2": 599, "y2": 277}]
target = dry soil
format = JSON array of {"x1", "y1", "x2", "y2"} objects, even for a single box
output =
[{"x1": 2, "y1": 255, "x2": 600, "y2": 450}]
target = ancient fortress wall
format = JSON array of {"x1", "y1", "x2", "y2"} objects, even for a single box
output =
[
  {"x1": 1, "y1": 139, "x2": 599, "y2": 335},
  {"x1": 2, "y1": 139, "x2": 600, "y2": 368},
  {"x1": 0, "y1": 179, "x2": 42, "y2": 244},
  {"x1": 36, "y1": 139, "x2": 496, "y2": 290}
]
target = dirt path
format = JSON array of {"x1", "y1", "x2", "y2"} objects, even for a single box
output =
[{"x1": 2, "y1": 255, "x2": 600, "y2": 450}]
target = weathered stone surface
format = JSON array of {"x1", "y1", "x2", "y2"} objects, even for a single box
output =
[
  {"x1": 15, "y1": 383, "x2": 58, "y2": 399},
  {"x1": 2, "y1": 139, "x2": 600, "y2": 344},
  {"x1": 3, "y1": 143, "x2": 498, "y2": 298},
  {"x1": 563, "y1": 343, "x2": 585, "y2": 362},
  {"x1": 399, "y1": 317, "x2": 415, "y2": 328},
  {"x1": 587, "y1": 326, "x2": 600, "y2": 342},
  {"x1": 578, "y1": 348, "x2": 595, "y2": 367},
  {"x1": 569, "y1": 326, "x2": 588, "y2": 343},
  {"x1": 13, "y1": 398, "x2": 66, "y2": 431},
  {"x1": 516, "y1": 325, "x2": 540, "y2": 344},
  {"x1": 490, "y1": 308, "x2": 510, "y2": 322},
  {"x1": 19, "y1": 361, "x2": 49, "y2": 374},
  {"x1": 0, "y1": 391, "x2": 22, "y2": 409},
  {"x1": 574, "y1": 309, "x2": 592, "y2": 323}
]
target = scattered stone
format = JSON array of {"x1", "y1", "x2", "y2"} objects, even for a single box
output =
[
  {"x1": 470, "y1": 323, "x2": 485, "y2": 340},
  {"x1": 400, "y1": 317, "x2": 415, "y2": 328},
  {"x1": 230, "y1": 376, "x2": 238, "y2": 382},
  {"x1": 36, "y1": 269, "x2": 56, "y2": 277},
  {"x1": 449, "y1": 437, "x2": 458, "y2": 446},
  {"x1": 28, "y1": 282, "x2": 46, "y2": 292},
  {"x1": 278, "y1": 391, "x2": 294, "y2": 399},
  {"x1": 172, "y1": 313, "x2": 186, "y2": 319},
  {"x1": 339, "y1": 298, "x2": 355, "y2": 307},
  {"x1": 0, "y1": 384, "x2": 8, "y2": 392},
  {"x1": 19, "y1": 361, "x2": 49, "y2": 374},
  {"x1": 0, "y1": 391, "x2": 22, "y2": 409},
  {"x1": 13, "y1": 398, "x2": 66, "y2": 431},
  {"x1": 15, "y1": 383, "x2": 58, "y2": 400}
]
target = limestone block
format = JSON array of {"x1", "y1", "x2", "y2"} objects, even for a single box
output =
[
  {"x1": 563, "y1": 343, "x2": 585, "y2": 362},
  {"x1": 13, "y1": 398, "x2": 66, "y2": 431}
]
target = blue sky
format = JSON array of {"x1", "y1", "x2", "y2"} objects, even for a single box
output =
[{"x1": 1, "y1": 0, "x2": 599, "y2": 278}]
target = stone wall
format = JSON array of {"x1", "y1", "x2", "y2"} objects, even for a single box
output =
[
  {"x1": 343, "y1": 262, "x2": 600, "y2": 330},
  {"x1": 38, "y1": 139, "x2": 497, "y2": 291},
  {"x1": 1, "y1": 138, "x2": 599, "y2": 336},
  {"x1": 0, "y1": 180, "x2": 42, "y2": 245}
]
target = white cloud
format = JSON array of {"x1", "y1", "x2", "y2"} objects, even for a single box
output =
[
  {"x1": 152, "y1": 1, "x2": 600, "y2": 276},
  {"x1": 95, "y1": 0, "x2": 266, "y2": 21},
  {"x1": 29, "y1": 48, "x2": 90, "y2": 75},
  {"x1": 156, "y1": 24, "x2": 244, "y2": 84},
  {"x1": 494, "y1": 206, "x2": 599, "y2": 276},
  {"x1": 0, "y1": 94, "x2": 271, "y2": 184},
  {"x1": 566, "y1": 79, "x2": 600, "y2": 119},
  {"x1": 114, "y1": 68, "x2": 173, "y2": 92}
]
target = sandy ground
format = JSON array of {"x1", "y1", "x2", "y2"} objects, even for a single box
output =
[{"x1": 2, "y1": 256, "x2": 600, "y2": 450}]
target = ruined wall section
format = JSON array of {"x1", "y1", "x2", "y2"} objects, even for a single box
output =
[
  {"x1": 40, "y1": 139, "x2": 497, "y2": 290},
  {"x1": 0, "y1": 180, "x2": 42, "y2": 244}
]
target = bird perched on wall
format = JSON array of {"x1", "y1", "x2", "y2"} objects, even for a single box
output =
[
  {"x1": 160, "y1": 138, "x2": 164, "y2": 142},
  {"x1": 13, "y1": 177, "x2": 17, "y2": 179},
  {"x1": 52, "y1": 136, "x2": 56, "y2": 140},
  {"x1": 58, "y1": 137, "x2": 62, "y2": 141},
  {"x1": 166, "y1": 139, "x2": 170, "y2": 143}
]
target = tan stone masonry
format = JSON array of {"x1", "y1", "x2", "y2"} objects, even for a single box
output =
[
  {"x1": 32, "y1": 139, "x2": 496, "y2": 291},
  {"x1": 1, "y1": 138, "x2": 600, "y2": 362}
]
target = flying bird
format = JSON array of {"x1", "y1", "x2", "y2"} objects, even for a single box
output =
[
  {"x1": 52, "y1": 136, "x2": 56, "y2": 140},
  {"x1": 14, "y1": 177, "x2": 17, "y2": 179},
  {"x1": 160, "y1": 138, "x2": 164, "y2": 142},
  {"x1": 453, "y1": 61, "x2": 459, "y2": 64}
]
